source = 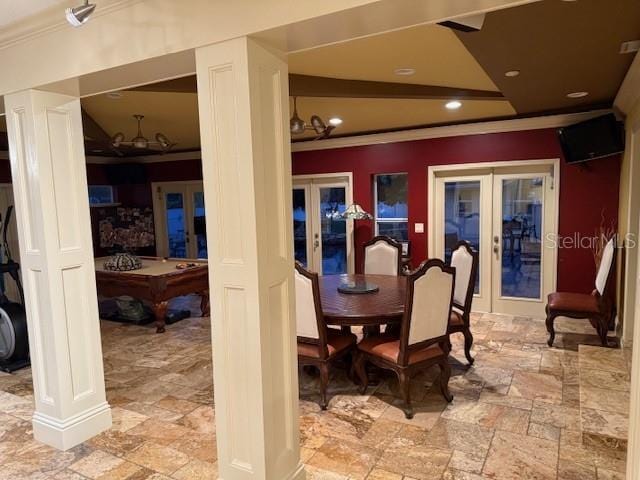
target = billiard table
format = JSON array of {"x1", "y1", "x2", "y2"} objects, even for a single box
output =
[{"x1": 95, "y1": 256, "x2": 209, "y2": 333}]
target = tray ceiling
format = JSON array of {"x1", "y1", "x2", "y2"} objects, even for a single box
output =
[{"x1": 69, "y1": 0, "x2": 640, "y2": 153}]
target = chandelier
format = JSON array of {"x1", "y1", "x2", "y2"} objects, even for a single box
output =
[
  {"x1": 290, "y1": 97, "x2": 340, "y2": 140},
  {"x1": 111, "y1": 115, "x2": 175, "y2": 152}
]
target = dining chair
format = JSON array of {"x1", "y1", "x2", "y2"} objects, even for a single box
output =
[
  {"x1": 363, "y1": 236, "x2": 402, "y2": 276},
  {"x1": 545, "y1": 236, "x2": 617, "y2": 347},
  {"x1": 447, "y1": 241, "x2": 479, "y2": 365},
  {"x1": 295, "y1": 262, "x2": 357, "y2": 409},
  {"x1": 354, "y1": 259, "x2": 455, "y2": 419}
]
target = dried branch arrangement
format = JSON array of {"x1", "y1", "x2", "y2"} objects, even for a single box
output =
[{"x1": 593, "y1": 209, "x2": 616, "y2": 270}]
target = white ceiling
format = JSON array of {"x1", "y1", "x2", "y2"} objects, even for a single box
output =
[{"x1": 0, "y1": 0, "x2": 69, "y2": 29}]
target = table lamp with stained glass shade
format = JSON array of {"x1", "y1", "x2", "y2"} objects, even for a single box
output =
[
  {"x1": 328, "y1": 203, "x2": 378, "y2": 294},
  {"x1": 326, "y1": 203, "x2": 373, "y2": 220}
]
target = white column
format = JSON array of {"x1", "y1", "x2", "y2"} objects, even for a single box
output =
[
  {"x1": 4, "y1": 89, "x2": 111, "y2": 450},
  {"x1": 196, "y1": 37, "x2": 304, "y2": 480}
]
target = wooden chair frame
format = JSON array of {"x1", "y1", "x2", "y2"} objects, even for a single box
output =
[
  {"x1": 295, "y1": 262, "x2": 355, "y2": 409},
  {"x1": 363, "y1": 235, "x2": 403, "y2": 276},
  {"x1": 545, "y1": 237, "x2": 618, "y2": 347},
  {"x1": 354, "y1": 259, "x2": 455, "y2": 419},
  {"x1": 447, "y1": 241, "x2": 479, "y2": 365}
]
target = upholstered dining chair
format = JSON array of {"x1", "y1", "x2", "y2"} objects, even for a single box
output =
[
  {"x1": 546, "y1": 236, "x2": 617, "y2": 347},
  {"x1": 363, "y1": 236, "x2": 402, "y2": 276},
  {"x1": 295, "y1": 262, "x2": 357, "y2": 409},
  {"x1": 447, "y1": 241, "x2": 479, "y2": 365},
  {"x1": 354, "y1": 259, "x2": 455, "y2": 419}
]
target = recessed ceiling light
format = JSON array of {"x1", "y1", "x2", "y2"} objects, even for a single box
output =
[
  {"x1": 505, "y1": 70, "x2": 520, "y2": 77},
  {"x1": 567, "y1": 91, "x2": 589, "y2": 99},
  {"x1": 445, "y1": 100, "x2": 462, "y2": 110},
  {"x1": 106, "y1": 91, "x2": 123, "y2": 99},
  {"x1": 394, "y1": 68, "x2": 415, "y2": 76},
  {"x1": 328, "y1": 117, "x2": 343, "y2": 126}
]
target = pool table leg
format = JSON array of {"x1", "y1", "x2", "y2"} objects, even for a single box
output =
[
  {"x1": 152, "y1": 301, "x2": 168, "y2": 333},
  {"x1": 200, "y1": 290, "x2": 210, "y2": 317}
]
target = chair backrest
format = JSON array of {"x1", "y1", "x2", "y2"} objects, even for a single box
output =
[
  {"x1": 363, "y1": 236, "x2": 402, "y2": 276},
  {"x1": 399, "y1": 259, "x2": 455, "y2": 365},
  {"x1": 595, "y1": 236, "x2": 616, "y2": 296},
  {"x1": 294, "y1": 263, "x2": 327, "y2": 352},
  {"x1": 449, "y1": 241, "x2": 478, "y2": 317}
]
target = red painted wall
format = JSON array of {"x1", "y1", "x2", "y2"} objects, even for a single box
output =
[{"x1": 292, "y1": 128, "x2": 621, "y2": 293}]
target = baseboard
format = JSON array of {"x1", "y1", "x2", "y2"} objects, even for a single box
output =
[{"x1": 32, "y1": 401, "x2": 112, "y2": 451}]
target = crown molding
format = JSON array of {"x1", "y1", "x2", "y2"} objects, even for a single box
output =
[
  {"x1": 615, "y1": 53, "x2": 640, "y2": 116},
  {"x1": 291, "y1": 109, "x2": 612, "y2": 153},
  {"x1": 85, "y1": 150, "x2": 202, "y2": 164},
  {"x1": 0, "y1": 0, "x2": 144, "y2": 51}
]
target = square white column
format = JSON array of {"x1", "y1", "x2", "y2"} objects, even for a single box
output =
[
  {"x1": 4, "y1": 89, "x2": 111, "y2": 450},
  {"x1": 196, "y1": 37, "x2": 304, "y2": 480}
]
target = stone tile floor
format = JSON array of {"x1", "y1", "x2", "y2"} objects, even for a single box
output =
[{"x1": 0, "y1": 296, "x2": 630, "y2": 479}]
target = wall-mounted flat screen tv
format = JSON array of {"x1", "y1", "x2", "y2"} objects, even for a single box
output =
[{"x1": 558, "y1": 113, "x2": 625, "y2": 164}]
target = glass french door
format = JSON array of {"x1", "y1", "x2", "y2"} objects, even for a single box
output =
[
  {"x1": 154, "y1": 181, "x2": 207, "y2": 259},
  {"x1": 293, "y1": 176, "x2": 354, "y2": 275},
  {"x1": 434, "y1": 166, "x2": 557, "y2": 317}
]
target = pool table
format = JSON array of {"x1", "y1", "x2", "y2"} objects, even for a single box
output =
[{"x1": 95, "y1": 256, "x2": 209, "y2": 333}]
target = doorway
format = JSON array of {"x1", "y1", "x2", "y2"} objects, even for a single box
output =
[
  {"x1": 152, "y1": 181, "x2": 207, "y2": 259},
  {"x1": 430, "y1": 160, "x2": 559, "y2": 318},
  {"x1": 293, "y1": 173, "x2": 354, "y2": 275},
  {"x1": 0, "y1": 185, "x2": 20, "y2": 303}
]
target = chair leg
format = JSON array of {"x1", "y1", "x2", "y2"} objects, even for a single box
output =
[
  {"x1": 397, "y1": 370, "x2": 413, "y2": 419},
  {"x1": 462, "y1": 328, "x2": 475, "y2": 365},
  {"x1": 596, "y1": 317, "x2": 609, "y2": 347},
  {"x1": 318, "y1": 363, "x2": 330, "y2": 410},
  {"x1": 545, "y1": 308, "x2": 556, "y2": 347},
  {"x1": 438, "y1": 359, "x2": 454, "y2": 403},
  {"x1": 354, "y1": 352, "x2": 369, "y2": 394}
]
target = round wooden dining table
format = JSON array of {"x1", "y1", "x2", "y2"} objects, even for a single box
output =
[{"x1": 319, "y1": 274, "x2": 406, "y2": 327}]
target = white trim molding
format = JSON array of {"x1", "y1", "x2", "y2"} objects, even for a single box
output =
[
  {"x1": 615, "y1": 52, "x2": 640, "y2": 116},
  {"x1": 291, "y1": 110, "x2": 611, "y2": 153}
]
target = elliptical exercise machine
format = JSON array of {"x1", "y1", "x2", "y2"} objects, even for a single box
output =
[{"x1": 0, "y1": 205, "x2": 29, "y2": 373}]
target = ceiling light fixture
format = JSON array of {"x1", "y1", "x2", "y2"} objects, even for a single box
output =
[
  {"x1": 394, "y1": 68, "x2": 415, "y2": 76},
  {"x1": 289, "y1": 97, "x2": 338, "y2": 140},
  {"x1": 567, "y1": 91, "x2": 589, "y2": 99},
  {"x1": 65, "y1": 0, "x2": 96, "y2": 27},
  {"x1": 505, "y1": 70, "x2": 520, "y2": 77},
  {"x1": 111, "y1": 114, "x2": 175, "y2": 152},
  {"x1": 445, "y1": 100, "x2": 462, "y2": 110}
]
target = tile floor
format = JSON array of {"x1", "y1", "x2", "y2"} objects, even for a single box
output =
[{"x1": 0, "y1": 296, "x2": 631, "y2": 480}]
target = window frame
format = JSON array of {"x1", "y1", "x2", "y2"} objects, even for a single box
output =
[{"x1": 373, "y1": 172, "x2": 409, "y2": 240}]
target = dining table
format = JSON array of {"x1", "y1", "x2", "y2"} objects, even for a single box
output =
[{"x1": 319, "y1": 274, "x2": 406, "y2": 328}]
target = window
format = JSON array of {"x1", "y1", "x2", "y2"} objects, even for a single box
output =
[
  {"x1": 374, "y1": 173, "x2": 408, "y2": 241},
  {"x1": 88, "y1": 185, "x2": 115, "y2": 205}
]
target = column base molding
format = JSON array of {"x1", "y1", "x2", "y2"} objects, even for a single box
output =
[
  {"x1": 32, "y1": 401, "x2": 112, "y2": 451},
  {"x1": 282, "y1": 463, "x2": 306, "y2": 480}
]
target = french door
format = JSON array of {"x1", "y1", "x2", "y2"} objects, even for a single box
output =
[
  {"x1": 293, "y1": 174, "x2": 354, "y2": 275},
  {"x1": 152, "y1": 181, "x2": 207, "y2": 259},
  {"x1": 432, "y1": 162, "x2": 558, "y2": 318}
]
